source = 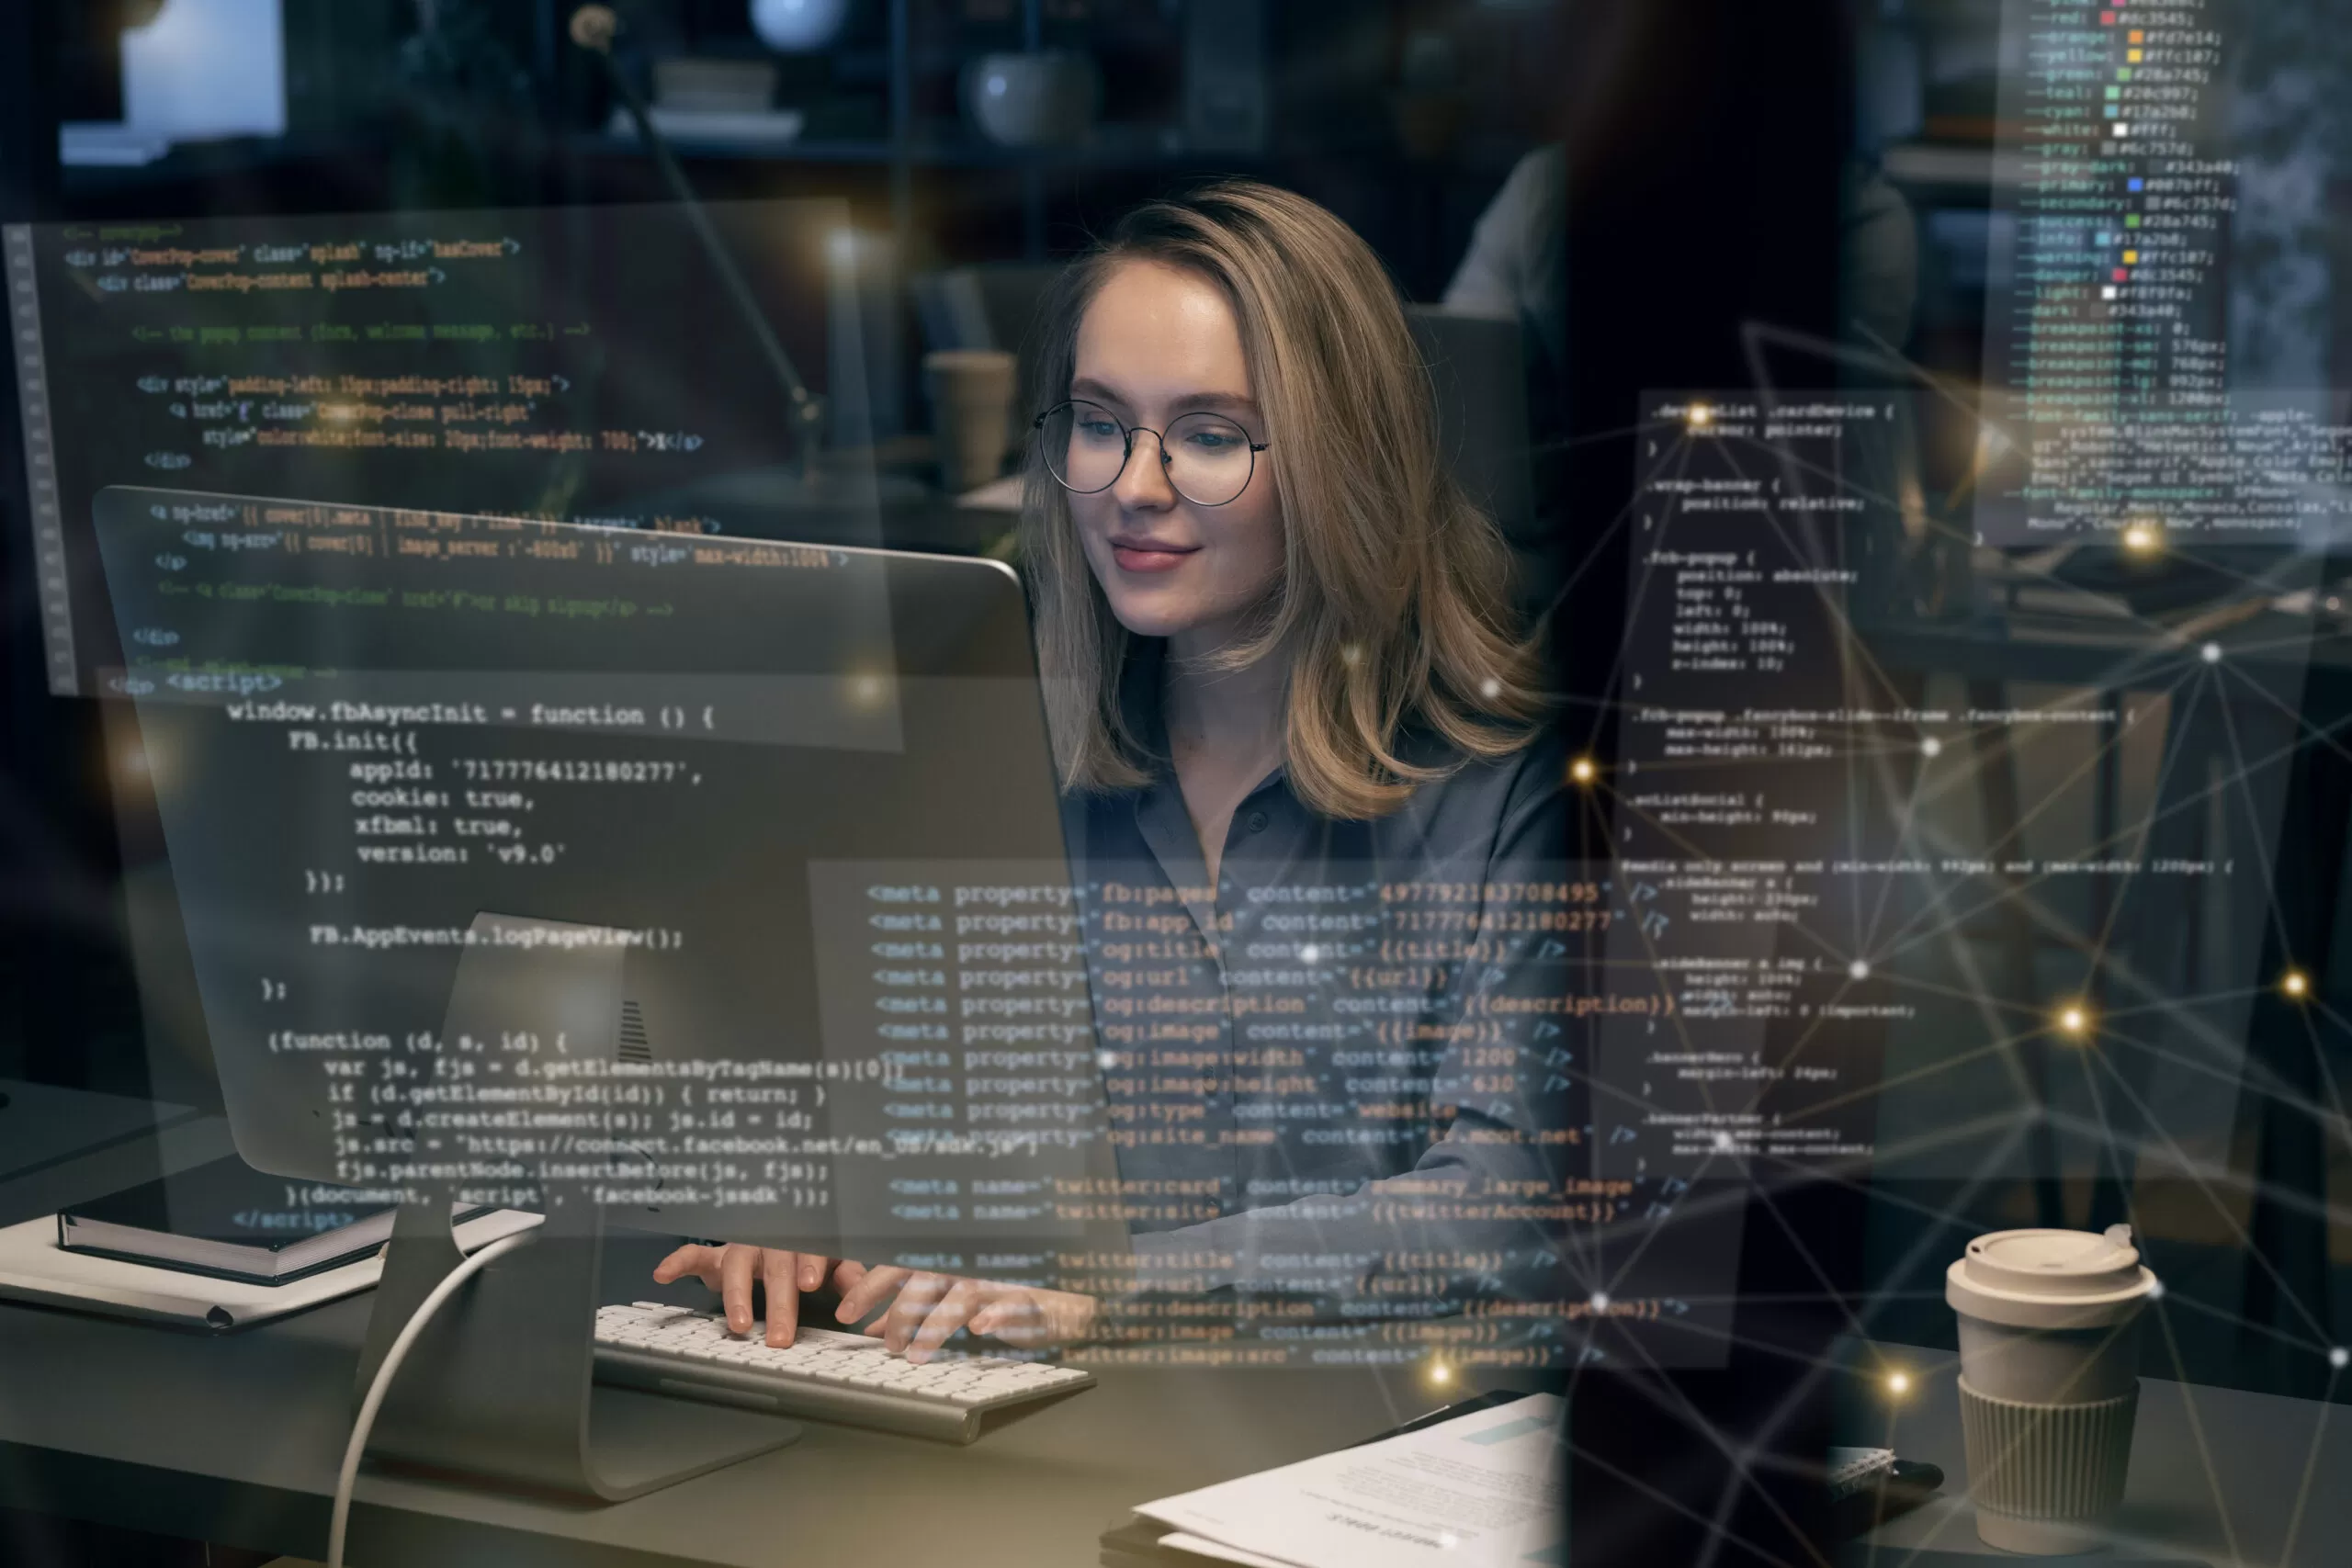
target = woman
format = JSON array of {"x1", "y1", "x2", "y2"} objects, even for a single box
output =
[{"x1": 657, "y1": 180, "x2": 1574, "y2": 1360}]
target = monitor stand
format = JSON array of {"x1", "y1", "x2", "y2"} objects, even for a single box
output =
[
  {"x1": 349, "y1": 913, "x2": 800, "y2": 1501},
  {"x1": 354, "y1": 1200, "x2": 798, "y2": 1501}
]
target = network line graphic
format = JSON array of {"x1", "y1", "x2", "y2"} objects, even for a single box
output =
[{"x1": 1524, "y1": 309, "x2": 2352, "y2": 1559}]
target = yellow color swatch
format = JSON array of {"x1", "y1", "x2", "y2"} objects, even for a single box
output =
[{"x1": 2122, "y1": 251, "x2": 2139, "y2": 265}]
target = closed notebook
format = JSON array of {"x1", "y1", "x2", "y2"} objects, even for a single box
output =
[{"x1": 58, "y1": 1156, "x2": 481, "y2": 1285}]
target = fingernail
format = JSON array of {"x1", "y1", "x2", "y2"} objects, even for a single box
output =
[{"x1": 836, "y1": 1302, "x2": 856, "y2": 1322}]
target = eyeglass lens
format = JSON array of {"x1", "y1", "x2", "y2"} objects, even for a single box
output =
[{"x1": 1039, "y1": 400, "x2": 1257, "y2": 506}]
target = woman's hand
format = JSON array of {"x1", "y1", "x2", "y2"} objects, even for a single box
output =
[
  {"x1": 831, "y1": 1262, "x2": 1099, "y2": 1363},
  {"x1": 652, "y1": 1243, "x2": 860, "y2": 1348}
]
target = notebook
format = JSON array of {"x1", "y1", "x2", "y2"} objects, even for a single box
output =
[{"x1": 58, "y1": 1155, "x2": 482, "y2": 1285}]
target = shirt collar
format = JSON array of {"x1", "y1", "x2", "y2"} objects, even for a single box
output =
[{"x1": 1115, "y1": 635, "x2": 1290, "y2": 800}]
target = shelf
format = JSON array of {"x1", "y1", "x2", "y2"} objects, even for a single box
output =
[
  {"x1": 1880, "y1": 140, "x2": 2028, "y2": 197},
  {"x1": 566, "y1": 130, "x2": 1266, "y2": 170}
]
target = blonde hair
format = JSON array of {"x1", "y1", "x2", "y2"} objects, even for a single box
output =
[{"x1": 1019, "y1": 179, "x2": 1547, "y2": 819}]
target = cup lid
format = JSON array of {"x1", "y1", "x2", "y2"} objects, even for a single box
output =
[{"x1": 1947, "y1": 1226, "x2": 2158, "y2": 1328}]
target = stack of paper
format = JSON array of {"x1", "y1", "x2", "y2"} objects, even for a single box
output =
[{"x1": 1125, "y1": 1393, "x2": 1566, "y2": 1568}]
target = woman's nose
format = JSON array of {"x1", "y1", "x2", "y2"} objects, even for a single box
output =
[{"x1": 1109, "y1": 428, "x2": 1177, "y2": 509}]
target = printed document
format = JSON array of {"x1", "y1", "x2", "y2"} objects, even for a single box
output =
[{"x1": 1134, "y1": 1392, "x2": 1566, "y2": 1568}]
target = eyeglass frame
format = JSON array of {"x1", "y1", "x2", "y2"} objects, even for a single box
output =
[{"x1": 1029, "y1": 398, "x2": 1271, "y2": 508}]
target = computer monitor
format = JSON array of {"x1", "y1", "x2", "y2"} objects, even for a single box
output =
[
  {"x1": 2, "y1": 197, "x2": 902, "y2": 1122},
  {"x1": 4, "y1": 198, "x2": 888, "y2": 704},
  {"x1": 90, "y1": 483, "x2": 1125, "y2": 1496}
]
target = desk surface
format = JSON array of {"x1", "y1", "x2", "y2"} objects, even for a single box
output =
[
  {"x1": 1845, "y1": 1345, "x2": 2352, "y2": 1567},
  {"x1": 13, "y1": 1095, "x2": 2347, "y2": 1565},
  {"x1": 0, "y1": 1285, "x2": 1456, "y2": 1567},
  {"x1": 0, "y1": 1096, "x2": 1464, "y2": 1567}
]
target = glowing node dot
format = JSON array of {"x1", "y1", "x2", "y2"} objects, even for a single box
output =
[
  {"x1": 2058, "y1": 1004, "x2": 2090, "y2": 1037},
  {"x1": 1713, "y1": 1131, "x2": 1736, "y2": 1153},
  {"x1": 1340, "y1": 644, "x2": 1363, "y2": 667},
  {"x1": 1886, "y1": 1371, "x2": 1911, "y2": 1396},
  {"x1": 1920, "y1": 736, "x2": 1942, "y2": 759},
  {"x1": 2283, "y1": 970, "x2": 2310, "y2": 998},
  {"x1": 2120, "y1": 521, "x2": 2161, "y2": 555},
  {"x1": 1589, "y1": 1292, "x2": 1611, "y2": 1313},
  {"x1": 1440, "y1": 1532, "x2": 1461, "y2": 1551},
  {"x1": 2331, "y1": 1347, "x2": 2348, "y2": 1370},
  {"x1": 1849, "y1": 959, "x2": 1871, "y2": 981},
  {"x1": 1571, "y1": 758, "x2": 1598, "y2": 785},
  {"x1": 1298, "y1": 944, "x2": 1322, "y2": 964},
  {"x1": 2329, "y1": 597, "x2": 2342, "y2": 613},
  {"x1": 1097, "y1": 1051, "x2": 1118, "y2": 1071},
  {"x1": 1425, "y1": 1359, "x2": 1453, "y2": 1387},
  {"x1": 2148, "y1": 1279, "x2": 2165, "y2": 1301},
  {"x1": 1688, "y1": 404, "x2": 1713, "y2": 428},
  {"x1": 2201, "y1": 642, "x2": 2222, "y2": 664},
  {"x1": 1480, "y1": 677, "x2": 1502, "y2": 700}
]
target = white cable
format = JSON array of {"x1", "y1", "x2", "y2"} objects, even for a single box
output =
[{"x1": 328, "y1": 1228, "x2": 538, "y2": 1568}]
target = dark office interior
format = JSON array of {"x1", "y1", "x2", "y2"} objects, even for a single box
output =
[{"x1": 6, "y1": 2, "x2": 2352, "y2": 1565}]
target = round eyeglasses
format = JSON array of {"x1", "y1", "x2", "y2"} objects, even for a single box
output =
[{"x1": 1033, "y1": 399, "x2": 1269, "y2": 508}]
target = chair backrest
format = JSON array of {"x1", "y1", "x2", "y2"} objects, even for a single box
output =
[{"x1": 1405, "y1": 303, "x2": 1535, "y2": 542}]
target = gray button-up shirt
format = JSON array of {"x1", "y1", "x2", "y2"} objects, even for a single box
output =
[{"x1": 1065, "y1": 647, "x2": 1580, "y2": 1315}]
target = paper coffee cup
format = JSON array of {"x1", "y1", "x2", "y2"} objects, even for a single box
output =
[
  {"x1": 1947, "y1": 1226, "x2": 2158, "y2": 1554},
  {"x1": 924, "y1": 349, "x2": 1018, "y2": 494}
]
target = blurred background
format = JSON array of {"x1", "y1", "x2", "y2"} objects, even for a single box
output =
[{"x1": 12, "y1": 4, "x2": 2352, "y2": 1564}]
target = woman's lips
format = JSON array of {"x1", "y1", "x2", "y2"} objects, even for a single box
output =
[{"x1": 1110, "y1": 541, "x2": 1197, "y2": 573}]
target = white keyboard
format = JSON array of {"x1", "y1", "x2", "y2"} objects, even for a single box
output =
[{"x1": 593, "y1": 1302, "x2": 1094, "y2": 1443}]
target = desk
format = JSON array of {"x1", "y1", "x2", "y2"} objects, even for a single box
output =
[
  {"x1": 1844, "y1": 1345, "x2": 2352, "y2": 1566},
  {"x1": 0, "y1": 1269, "x2": 1456, "y2": 1566},
  {"x1": 0, "y1": 1093, "x2": 1456, "y2": 1564}
]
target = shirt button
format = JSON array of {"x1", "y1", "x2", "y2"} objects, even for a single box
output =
[{"x1": 1245, "y1": 810, "x2": 1269, "y2": 833}]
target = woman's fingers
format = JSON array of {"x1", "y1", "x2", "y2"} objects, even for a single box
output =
[
  {"x1": 982, "y1": 1287, "x2": 1095, "y2": 1347},
  {"x1": 650, "y1": 1244, "x2": 718, "y2": 1287},
  {"x1": 904, "y1": 1278, "x2": 984, "y2": 1363},
  {"x1": 879, "y1": 1273, "x2": 948, "y2": 1353},
  {"x1": 971, "y1": 1290, "x2": 1046, "y2": 1345},
  {"x1": 834, "y1": 1264, "x2": 909, "y2": 1325},
  {"x1": 820, "y1": 1268, "x2": 1100, "y2": 1354},
  {"x1": 651, "y1": 1245, "x2": 860, "y2": 1346},
  {"x1": 719, "y1": 1244, "x2": 763, "y2": 1335},
  {"x1": 762, "y1": 1250, "x2": 804, "y2": 1347}
]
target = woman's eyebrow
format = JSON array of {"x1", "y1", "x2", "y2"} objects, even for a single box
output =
[
  {"x1": 1069, "y1": 378, "x2": 1259, "y2": 419},
  {"x1": 1168, "y1": 390, "x2": 1261, "y2": 417}
]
